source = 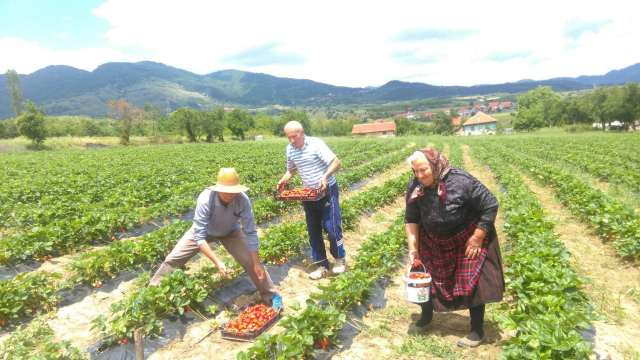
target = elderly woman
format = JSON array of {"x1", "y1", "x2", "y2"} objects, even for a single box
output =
[{"x1": 404, "y1": 148, "x2": 504, "y2": 348}]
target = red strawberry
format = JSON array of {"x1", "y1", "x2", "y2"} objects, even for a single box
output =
[
  {"x1": 186, "y1": 306, "x2": 191, "y2": 312},
  {"x1": 178, "y1": 214, "x2": 182, "y2": 218},
  {"x1": 276, "y1": 262, "x2": 281, "y2": 266},
  {"x1": 95, "y1": 283, "x2": 101, "y2": 288},
  {"x1": 111, "y1": 237, "x2": 116, "y2": 242},
  {"x1": 140, "y1": 222, "x2": 144, "y2": 226},
  {"x1": 148, "y1": 222, "x2": 153, "y2": 225},
  {"x1": 122, "y1": 339, "x2": 128, "y2": 344}
]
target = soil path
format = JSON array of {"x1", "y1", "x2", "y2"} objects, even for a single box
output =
[{"x1": 519, "y1": 171, "x2": 640, "y2": 359}]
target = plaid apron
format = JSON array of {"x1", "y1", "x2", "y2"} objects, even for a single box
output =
[{"x1": 417, "y1": 218, "x2": 488, "y2": 302}]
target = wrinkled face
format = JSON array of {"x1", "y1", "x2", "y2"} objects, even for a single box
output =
[
  {"x1": 285, "y1": 127, "x2": 305, "y2": 149},
  {"x1": 218, "y1": 192, "x2": 236, "y2": 204},
  {"x1": 412, "y1": 157, "x2": 434, "y2": 187}
]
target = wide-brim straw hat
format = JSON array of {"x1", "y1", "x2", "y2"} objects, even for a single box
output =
[{"x1": 209, "y1": 168, "x2": 249, "y2": 193}]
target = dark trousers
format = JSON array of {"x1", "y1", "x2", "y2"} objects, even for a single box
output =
[
  {"x1": 419, "y1": 300, "x2": 485, "y2": 335},
  {"x1": 302, "y1": 182, "x2": 346, "y2": 268}
]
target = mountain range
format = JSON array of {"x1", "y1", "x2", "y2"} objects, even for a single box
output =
[{"x1": 1, "y1": 61, "x2": 639, "y2": 120}]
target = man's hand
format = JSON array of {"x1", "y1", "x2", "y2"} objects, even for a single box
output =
[
  {"x1": 319, "y1": 176, "x2": 328, "y2": 192},
  {"x1": 216, "y1": 261, "x2": 232, "y2": 280},
  {"x1": 277, "y1": 178, "x2": 287, "y2": 190},
  {"x1": 254, "y1": 263, "x2": 264, "y2": 284}
]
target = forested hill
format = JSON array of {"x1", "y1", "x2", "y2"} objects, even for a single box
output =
[{"x1": 1, "y1": 61, "x2": 639, "y2": 119}]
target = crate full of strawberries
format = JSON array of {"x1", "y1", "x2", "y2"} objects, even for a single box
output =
[
  {"x1": 221, "y1": 304, "x2": 282, "y2": 342},
  {"x1": 273, "y1": 184, "x2": 326, "y2": 201}
]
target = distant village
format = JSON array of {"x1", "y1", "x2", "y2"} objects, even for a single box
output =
[{"x1": 350, "y1": 102, "x2": 514, "y2": 137}]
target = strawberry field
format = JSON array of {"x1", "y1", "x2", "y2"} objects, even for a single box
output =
[{"x1": 1, "y1": 132, "x2": 639, "y2": 360}]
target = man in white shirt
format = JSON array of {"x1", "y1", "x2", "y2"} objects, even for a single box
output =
[{"x1": 277, "y1": 121, "x2": 347, "y2": 279}]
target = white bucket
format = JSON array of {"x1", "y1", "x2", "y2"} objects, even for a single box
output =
[{"x1": 403, "y1": 264, "x2": 431, "y2": 303}]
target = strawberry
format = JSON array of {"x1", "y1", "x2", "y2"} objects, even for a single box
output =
[
  {"x1": 122, "y1": 339, "x2": 128, "y2": 344},
  {"x1": 111, "y1": 237, "x2": 116, "y2": 242},
  {"x1": 140, "y1": 222, "x2": 144, "y2": 226},
  {"x1": 178, "y1": 214, "x2": 182, "y2": 218},
  {"x1": 276, "y1": 262, "x2": 281, "y2": 266},
  {"x1": 148, "y1": 222, "x2": 153, "y2": 225},
  {"x1": 95, "y1": 283, "x2": 101, "y2": 288},
  {"x1": 186, "y1": 306, "x2": 191, "y2": 312}
]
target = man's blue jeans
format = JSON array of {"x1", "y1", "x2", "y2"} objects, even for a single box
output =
[{"x1": 302, "y1": 182, "x2": 346, "y2": 268}]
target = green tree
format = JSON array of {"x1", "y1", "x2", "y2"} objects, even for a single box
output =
[
  {"x1": 15, "y1": 100, "x2": 46, "y2": 145},
  {"x1": 171, "y1": 107, "x2": 202, "y2": 142},
  {"x1": 0, "y1": 119, "x2": 20, "y2": 138},
  {"x1": 202, "y1": 108, "x2": 226, "y2": 142},
  {"x1": 433, "y1": 111, "x2": 454, "y2": 135},
  {"x1": 273, "y1": 109, "x2": 312, "y2": 136},
  {"x1": 620, "y1": 83, "x2": 640, "y2": 130},
  {"x1": 590, "y1": 87, "x2": 609, "y2": 130},
  {"x1": 5, "y1": 69, "x2": 24, "y2": 116},
  {"x1": 143, "y1": 103, "x2": 164, "y2": 142},
  {"x1": 226, "y1": 109, "x2": 254, "y2": 140},
  {"x1": 395, "y1": 117, "x2": 415, "y2": 136},
  {"x1": 107, "y1": 99, "x2": 142, "y2": 145},
  {"x1": 512, "y1": 86, "x2": 561, "y2": 131},
  {"x1": 83, "y1": 119, "x2": 103, "y2": 137}
]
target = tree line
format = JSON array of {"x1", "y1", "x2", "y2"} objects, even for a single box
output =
[{"x1": 512, "y1": 83, "x2": 640, "y2": 131}]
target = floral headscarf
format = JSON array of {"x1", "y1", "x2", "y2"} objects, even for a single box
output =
[{"x1": 407, "y1": 148, "x2": 452, "y2": 204}]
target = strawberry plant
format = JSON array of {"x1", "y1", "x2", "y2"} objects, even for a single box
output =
[{"x1": 472, "y1": 143, "x2": 598, "y2": 359}]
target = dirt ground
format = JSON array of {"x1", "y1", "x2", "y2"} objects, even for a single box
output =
[
  {"x1": 47, "y1": 278, "x2": 141, "y2": 351},
  {"x1": 519, "y1": 172, "x2": 640, "y2": 359}
]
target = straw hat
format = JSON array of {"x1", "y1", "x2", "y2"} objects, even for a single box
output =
[{"x1": 209, "y1": 168, "x2": 249, "y2": 193}]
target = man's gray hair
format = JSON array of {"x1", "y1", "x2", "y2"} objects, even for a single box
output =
[
  {"x1": 284, "y1": 121, "x2": 303, "y2": 132},
  {"x1": 407, "y1": 151, "x2": 427, "y2": 169}
]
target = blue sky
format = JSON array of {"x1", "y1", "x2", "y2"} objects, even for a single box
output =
[
  {"x1": 1, "y1": 0, "x2": 639, "y2": 87},
  {"x1": 0, "y1": 0, "x2": 110, "y2": 49}
]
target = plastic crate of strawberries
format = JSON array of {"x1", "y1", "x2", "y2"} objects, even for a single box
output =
[
  {"x1": 221, "y1": 304, "x2": 282, "y2": 342},
  {"x1": 274, "y1": 184, "x2": 326, "y2": 201}
]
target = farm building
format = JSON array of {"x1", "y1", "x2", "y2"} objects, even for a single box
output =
[
  {"x1": 463, "y1": 112, "x2": 498, "y2": 135},
  {"x1": 351, "y1": 122, "x2": 396, "y2": 137}
]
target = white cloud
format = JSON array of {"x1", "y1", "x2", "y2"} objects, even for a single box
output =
[
  {"x1": 3, "y1": 0, "x2": 640, "y2": 87},
  {"x1": 0, "y1": 37, "x2": 128, "y2": 74}
]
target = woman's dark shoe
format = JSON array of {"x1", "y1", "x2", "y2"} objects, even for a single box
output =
[{"x1": 456, "y1": 332, "x2": 483, "y2": 347}]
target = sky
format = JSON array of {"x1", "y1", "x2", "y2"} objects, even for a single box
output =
[{"x1": 1, "y1": 0, "x2": 639, "y2": 88}]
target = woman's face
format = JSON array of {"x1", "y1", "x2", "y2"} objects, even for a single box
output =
[{"x1": 412, "y1": 157, "x2": 434, "y2": 186}]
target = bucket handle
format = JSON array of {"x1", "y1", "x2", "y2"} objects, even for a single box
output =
[{"x1": 407, "y1": 262, "x2": 427, "y2": 278}]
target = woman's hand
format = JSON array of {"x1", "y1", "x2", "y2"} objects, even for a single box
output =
[
  {"x1": 408, "y1": 249, "x2": 421, "y2": 268},
  {"x1": 465, "y1": 235, "x2": 483, "y2": 259}
]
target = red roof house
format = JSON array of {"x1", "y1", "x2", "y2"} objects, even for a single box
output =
[{"x1": 351, "y1": 122, "x2": 397, "y2": 136}]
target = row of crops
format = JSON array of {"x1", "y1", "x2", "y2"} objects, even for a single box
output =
[
  {"x1": 0, "y1": 139, "x2": 409, "y2": 264},
  {"x1": 1, "y1": 132, "x2": 638, "y2": 359}
]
